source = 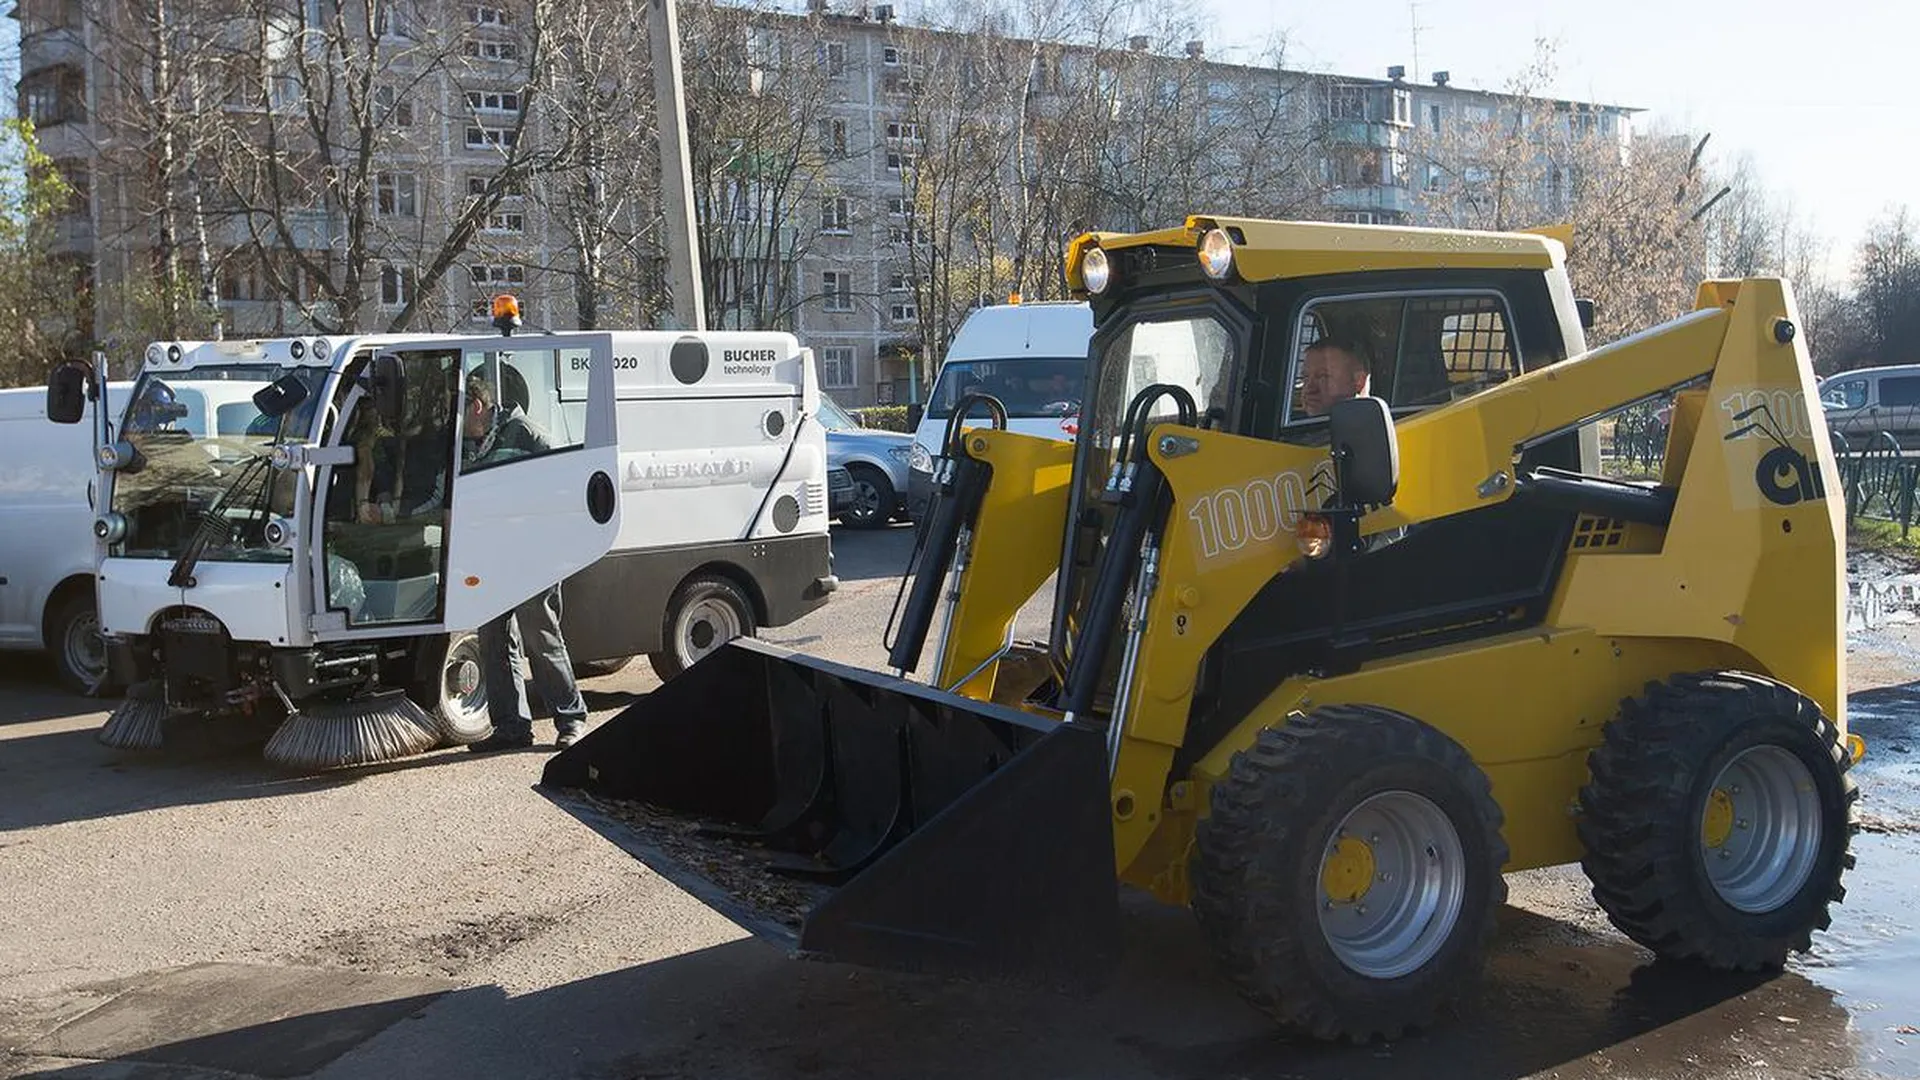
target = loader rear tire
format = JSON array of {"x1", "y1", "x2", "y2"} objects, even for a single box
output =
[
  {"x1": 1577, "y1": 670, "x2": 1856, "y2": 970},
  {"x1": 1190, "y1": 704, "x2": 1508, "y2": 1043}
]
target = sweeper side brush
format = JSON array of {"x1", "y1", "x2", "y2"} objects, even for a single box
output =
[
  {"x1": 97, "y1": 682, "x2": 169, "y2": 751},
  {"x1": 537, "y1": 637, "x2": 1120, "y2": 979},
  {"x1": 262, "y1": 689, "x2": 442, "y2": 771}
]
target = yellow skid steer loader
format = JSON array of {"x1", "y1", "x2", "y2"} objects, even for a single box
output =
[{"x1": 541, "y1": 217, "x2": 1860, "y2": 1042}]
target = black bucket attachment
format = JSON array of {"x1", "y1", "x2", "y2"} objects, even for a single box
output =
[{"x1": 537, "y1": 637, "x2": 1120, "y2": 980}]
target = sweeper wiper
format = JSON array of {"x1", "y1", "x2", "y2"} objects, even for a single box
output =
[{"x1": 541, "y1": 216, "x2": 1863, "y2": 1042}]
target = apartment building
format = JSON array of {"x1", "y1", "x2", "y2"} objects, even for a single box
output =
[{"x1": 15, "y1": 0, "x2": 1635, "y2": 405}]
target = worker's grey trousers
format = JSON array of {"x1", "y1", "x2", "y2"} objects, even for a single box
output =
[{"x1": 478, "y1": 584, "x2": 587, "y2": 739}]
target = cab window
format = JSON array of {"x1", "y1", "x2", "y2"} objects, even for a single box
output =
[
  {"x1": 1284, "y1": 292, "x2": 1521, "y2": 429},
  {"x1": 460, "y1": 347, "x2": 588, "y2": 473},
  {"x1": 1879, "y1": 375, "x2": 1920, "y2": 408}
]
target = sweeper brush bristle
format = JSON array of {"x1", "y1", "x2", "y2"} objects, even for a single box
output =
[
  {"x1": 97, "y1": 694, "x2": 169, "y2": 750},
  {"x1": 262, "y1": 692, "x2": 441, "y2": 771}
]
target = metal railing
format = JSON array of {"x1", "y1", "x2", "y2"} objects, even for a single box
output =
[{"x1": 1834, "y1": 431, "x2": 1920, "y2": 536}]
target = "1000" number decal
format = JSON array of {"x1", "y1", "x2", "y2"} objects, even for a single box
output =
[{"x1": 1187, "y1": 472, "x2": 1315, "y2": 559}]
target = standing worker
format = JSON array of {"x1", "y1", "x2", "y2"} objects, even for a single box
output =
[{"x1": 464, "y1": 295, "x2": 590, "y2": 752}]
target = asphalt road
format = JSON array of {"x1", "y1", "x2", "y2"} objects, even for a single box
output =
[{"x1": 3, "y1": 525, "x2": 1919, "y2": 1079}]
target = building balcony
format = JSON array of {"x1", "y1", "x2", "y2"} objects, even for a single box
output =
[
  {"x1": 1326, "y1": 185, "x2": 1415, "y2": 215},
  {"x1": 47, "y1": 214, "x2": 93, "y2": 254},
  {"x1": 705, "y1": 224, "x2": 800, "y2": 263},
  {"x1": 18, "y1": 27, "x2": 86, "y2": 72},
  {"x1": 218, "y1": 299, "x2": 339, "y2": 337},
  {"x1": 211, "y1": 210, "x2": 334, "y2": 252}
]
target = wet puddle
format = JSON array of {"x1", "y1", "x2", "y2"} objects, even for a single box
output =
[{"x1": 1791, "y1": 676, "x2": 1920, "y2": 1075}]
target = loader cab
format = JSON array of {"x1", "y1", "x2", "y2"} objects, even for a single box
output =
[{"x1": 1055, "y1": 226, "x2": 1590, "y2": 726}]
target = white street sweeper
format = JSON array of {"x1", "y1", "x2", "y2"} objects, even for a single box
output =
[{"x1": 46, "y1": 310, "x2": 839, "y2": 769}]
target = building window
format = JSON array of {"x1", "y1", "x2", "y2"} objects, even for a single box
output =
[
  {"x1": 47, "y1": 158, "x2": 89, "y2": 215},
  {"x1": 889, "y1": 301, "x2": 917, "y2": 322},
  {"x1": 380, "y1": 265, "x2": 417, "y2": 307},
  {"x1": 1391, "y1": 88, "x2": 1412, "y2": 126},
  {"x1": 465, "y1": 37, "x2": 519, "y2": 61},
  {"x1": 1463, "y1": 104, "x2": 1491, "y2": 125},
  {"x1": 19, "y1": 66, "x2": 85, "y2": 128},
  {"x1": 887, "y1": 224, "x2": 928, "y2": 245},
  {"x1": 1335, "y1": 211, "x2": 1380, "y2": 225},
  {"x1": 1327, "y1": 83, "x2": 1365, "y2": 121},
  {"x1": 818, "y1": 40, "x2": 846, "y2": 76},
  {"x1": 469, "y1": 4, "x2": 511, "y2": 25},
  {"x1": 465, "y1": 124, "x2": 519, "y2": 149},
  {"x1": 18, "y1": 0, "x2": 82, "y2": 36},
  {"x1": 882, "y1": 45, "x2": 902, "y2": 66},
  {"x1": 374, "y1": 85, "x2": 414, "y2": 127},
  {"x1": 886, "y1": 196, "x2": 909, "y2": 216},
  {"x1": 1425, "y1": 163, "x2": 1443, "y2": 191},
  {"x1": 821, "y1": 196, "x2": 849, "y2": 233},
  {"x1": 483, "y1": 209, "x2": 525, "y2": 232},
  {"x1": 887, "y1": 271, "x2": 914, "y2": 293},
  {"x1": 467, "y1": 175, "x2": 525, "y2": 198},
  {"x1": 375, "y1": 172, "x2": 418, "y2": 217},
  {"x1": 469, "y1": 264, "x2": 526, "y2": 316},
  {"x1": 819, "y1": 345, "x2": 856, "y2": 389},
  {"x1": 466, "y1": 89, "x2": 521, "y2": 113},
  {"x1": 818, "y1": 118, "x2": 847, "y2": 156},
  {"x1": 821, "y1": 271, "x2": 853, "y2": 312},
  {"x1": 1427, "y1": 103, "x2": 1441, "y2": 133},
  {"x1": 885, "y1": 150, "x2": 916, "y2": 172},
  {"x1": 374, "y1": 0, "x2": 416, "y2": 39},
  {"x1": 884, "y1": 120, "x2": 920, "y2": 142}
]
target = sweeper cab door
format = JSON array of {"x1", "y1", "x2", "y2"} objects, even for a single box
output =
[{"x1": 308, "y1": 336, "x2": 621, "y2": 638}]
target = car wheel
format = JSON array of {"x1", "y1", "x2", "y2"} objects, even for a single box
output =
[
  {"x1": 843, "y1": 465, "x2": 896, "y2": 529},
  {"x1": 47, "y1": 588, "x2": 109, "y2": 696}
]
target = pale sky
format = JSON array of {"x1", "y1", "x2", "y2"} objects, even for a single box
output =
[{"x1": 1197, "y1": 0, "x2": 1905, "y2": 284}]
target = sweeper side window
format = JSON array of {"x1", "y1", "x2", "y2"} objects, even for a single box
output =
[
  {"x1": 320, "y1": 350, "x2": 462, "y2": 627},
  {"x1": 459, "y1": 347, "x2": 587, "y2": 473}
]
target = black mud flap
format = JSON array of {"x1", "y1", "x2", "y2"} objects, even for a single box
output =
[{"x1": 537, "y1": 637, "x2": 1120, "y2": 981}]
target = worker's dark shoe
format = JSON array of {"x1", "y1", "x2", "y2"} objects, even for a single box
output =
[
  {"x1": 468, "y1": 731, "x2": 534, "y2": 753},
  {"x1": 554, "y1": 720, "x2": 585, "y2": 750}
]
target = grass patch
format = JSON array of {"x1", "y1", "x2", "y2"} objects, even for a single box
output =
[{"x1": 1850, "y1": 518, "x2": 1920, "y2": 559}]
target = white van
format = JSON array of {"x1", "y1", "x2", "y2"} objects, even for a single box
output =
[{"x1": 904, "y1": 301, "x2": 1092, "y2": 519}]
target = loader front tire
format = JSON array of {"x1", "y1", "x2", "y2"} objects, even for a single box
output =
[
  {"x1": 1190, "y1": 705, "x2": 1508, "y2": 1043},
  {"x1": 1577, "y1": 670, "x2": 1856, "y2": 970}
]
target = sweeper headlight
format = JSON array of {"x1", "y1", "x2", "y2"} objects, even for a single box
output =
[
  {"x1": 263, "y1": 517, "x2": 293, "y2": 549},
  {"x1": 95, "y1": 441, "x2": 134, "y2": 470},
  {"x1": 1080, "y1": 246, "x2": 1112, "y2": 295},
  {"x1": 1199, "y1": 228, "x2": 1236, "y2": 281},
  {"x1": 93, "y1": 512, "x2": 127, "y2": 544}
]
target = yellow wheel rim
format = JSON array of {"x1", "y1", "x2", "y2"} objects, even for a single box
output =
[
  {"x1": 1321, "y1": 835, "x2": 1377, "y2": 904},
  {"x1": 1702, "y1": 787, "x2": 1736, "y2": 849}
]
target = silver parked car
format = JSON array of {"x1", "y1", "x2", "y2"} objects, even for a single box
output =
[{"x1": 821, "y1": 394, "x2": 912, "y2": 529}]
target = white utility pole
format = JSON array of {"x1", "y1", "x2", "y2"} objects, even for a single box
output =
[{"x1": 648, "y1": 0, "x2": 706, "y2": 331}]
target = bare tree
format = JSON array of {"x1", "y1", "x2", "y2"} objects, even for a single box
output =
[
  {"x1": 680, "y1": 0, "x2": 840, "y2": 330},
  {"x1": 1853, "y1": 206, "x2": 1920, "y2": 366}
]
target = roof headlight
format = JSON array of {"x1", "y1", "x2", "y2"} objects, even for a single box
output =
[
  {"x1": 144, "y1": 343, "x2": 164, "y2": 368},
  {"x1": 1199, "y1": 228, "x2": 1236, "y2": 280},
  {"x1": 311, "y1": 338, "x2": 329, "y2": 361},
  {"x1": 1081, "y1": 246, "x2": 1112, "y2": 295},
  {"x1": 289, "y1": 339, "x2": 306, "y2": 360},
  {"x1": 165, "y1": 343, "x2": 184, "y2": 364}
]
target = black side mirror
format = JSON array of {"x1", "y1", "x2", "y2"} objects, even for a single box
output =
[
  {"x1": 369, "y1": 354, "x2": 407, "y2": 427},
  {"x1": 1575, "y1": 298, "x2": 1597, "y2": 331},
  {"x1": 907, "y1": 402, "x2": 924, "y2": 429},
  {"x1": 1328, "y1": 396, "x2": 1398, "y2": 508},
  {"x1": 47, "y1": 362, "x2": 89, "y2": 425},
  {"x1": 252, "y1": 373, "x2": 310, "y2": 420}
]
